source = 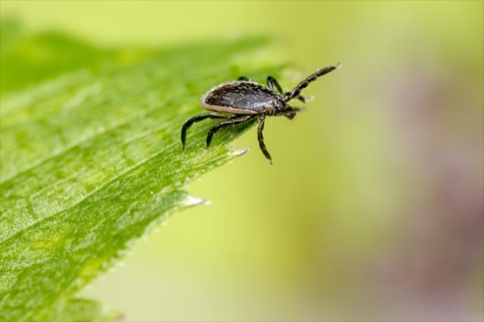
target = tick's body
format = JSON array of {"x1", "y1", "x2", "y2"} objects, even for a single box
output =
[
  {"x1": 201, "y1": 81, "x2": 283, "y2": 114},
  {"x1": 181, "y1": 64, "x2": 340, "y2": 164}
]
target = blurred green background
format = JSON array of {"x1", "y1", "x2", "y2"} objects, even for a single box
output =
[{"x1": 1, "y1": 1, "x2": 482, "y2": 321}]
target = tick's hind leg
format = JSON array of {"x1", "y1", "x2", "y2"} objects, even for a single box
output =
[
  {"x1": 206, "y1": 115, "x2": 254, "y2": 147},
  {"x1": 181, "y1": 113, "x2": 234, "y2": 149},
  {"x1": 257, "y1": 115, "x2": 272, "y2": 165}
]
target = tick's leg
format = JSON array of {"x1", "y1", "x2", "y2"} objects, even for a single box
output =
[
  {"x1": 238, "y1": 76, "x2": 251, "y2": 81},
  {"x1": 268, "y1": 76, "x2": 310, "y2": 103},
  {"x1": 296, "y1": 95, "x2": 314, "y2": 103},
  {"x1": 206, "y1": 115, "x2": 254, "y2": 147},
  {"x1": 268, "y1": 76, "x2": 309, "y2": 103},
  {"x1": 284, "y1": 63, "x2": 341, "y2": 102},
  {"x1": 267, "y1": 76, "x2": 283, "y2": 94},
  {"x1": 283, "y1": 92, "x2": 310, "y2": 103},
  {"x1": 275, "y1": 107, "x2": 303, "y2": 120},
  {"x1": 181, "y1": 113, "x2": 233, "y2": 149},
  {"x1": 284, "y1": 111, "x2": 296, "y2": 120},
  {"x1": 257, "y1": 115, "x2": 272, "y2": 165}
]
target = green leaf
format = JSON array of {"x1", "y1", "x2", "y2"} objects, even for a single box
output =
[{"x1": 0, "y1": 23, "x2": 285, "y2": 321}]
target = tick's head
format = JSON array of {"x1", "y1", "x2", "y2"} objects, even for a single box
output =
[{"x1": 274, "y1": 98, "x2": 287, "y2": 110}]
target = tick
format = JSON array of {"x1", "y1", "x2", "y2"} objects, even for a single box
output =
[{"x1": 181, "y1": 63, "x2": 341, "y2": 164}]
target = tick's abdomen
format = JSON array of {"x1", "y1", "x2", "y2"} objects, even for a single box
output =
[{"x1": 201, "y1": 82, "x2": 280, "y2": 114}]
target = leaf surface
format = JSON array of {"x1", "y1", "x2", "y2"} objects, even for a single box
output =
[{"x1": 0, "y1": 23, "x2": 284, "y2": 321}]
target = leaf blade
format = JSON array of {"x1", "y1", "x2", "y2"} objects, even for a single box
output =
[{"x1": 0, "y1": 28, "x2": 284, "y2": 321}]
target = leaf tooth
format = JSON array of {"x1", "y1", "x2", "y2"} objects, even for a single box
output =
[
  {"x1": 229, "y1": 147, "x2": 250, "y2": 158},
  {"x1": 180, "y1": 194, "x2": 210, "y2": 208}
]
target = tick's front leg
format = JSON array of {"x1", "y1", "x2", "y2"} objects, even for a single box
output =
[{"x1": 267, "y1": 76, "x2": 283, "y2": 94}]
